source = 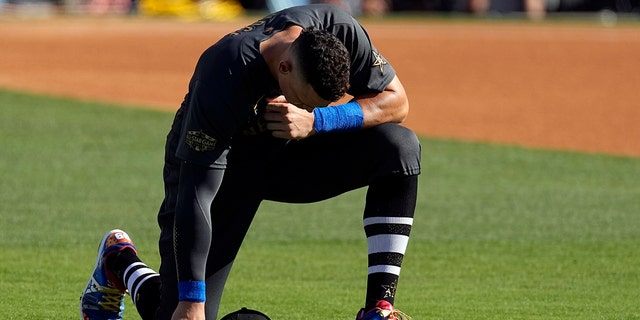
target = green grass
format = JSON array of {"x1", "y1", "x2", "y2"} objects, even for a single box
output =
[{"x1": 1, "y1": 88, "x2": 639, "y2": 319}]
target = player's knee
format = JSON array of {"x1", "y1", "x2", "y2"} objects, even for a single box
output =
[{"x1": 373, "y1": 123, "x2": 421, "y2": 174}]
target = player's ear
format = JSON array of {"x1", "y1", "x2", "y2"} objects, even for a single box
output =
[{"x1": 278, "y1": 60, "x2": 292, "y2": 74}]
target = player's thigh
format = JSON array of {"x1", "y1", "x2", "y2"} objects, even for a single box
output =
[{"x1": 264, "y1": 123, "x2": 420, "y2": 203}]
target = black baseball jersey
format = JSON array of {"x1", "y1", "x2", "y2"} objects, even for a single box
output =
[{"x1": 175, "y1": 4, "x2": 397, "y2": 167}]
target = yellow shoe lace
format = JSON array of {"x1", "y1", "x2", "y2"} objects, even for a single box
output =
[
  {"x1": 379, "y1": 308, "x2": 413, "y2": 320},
  {"x1": 96, "y1": 285, "x2": 126, "y2": 312},
  {"x1": 393, "y1": 310, "x2": 413, "y2": 320}
]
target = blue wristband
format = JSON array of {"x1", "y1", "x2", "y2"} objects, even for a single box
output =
[
  {"x1": 313, "y1": 101, "x2": 364, "y2": 134},
  {"x1": 178, "y1": 281, "x2": 206, "y2": 302}
]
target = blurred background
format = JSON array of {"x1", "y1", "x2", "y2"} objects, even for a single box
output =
[{"x1": 1, "y1": 0, "x2": 639, "y2": 21}]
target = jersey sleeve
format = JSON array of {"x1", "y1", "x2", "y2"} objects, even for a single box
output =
[
  {"x1": 174, "y1": 41, "x2": 272, "y2": 168},
  {"x1": 329, "y1": 15, "x2": 396, "y2": 96}
]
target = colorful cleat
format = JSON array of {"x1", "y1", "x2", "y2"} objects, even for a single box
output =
[
  {"x1": 80, "y1": 229, "x2": 137, "y2": 320},
  {"x1": 356, "y1": 300, "x2": 412, "y2": 320}
]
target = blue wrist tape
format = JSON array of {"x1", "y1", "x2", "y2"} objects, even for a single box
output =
[
  {"x1": 178, "y1": 281, "x2": 206, "y2": 302},
  {"x1": 313, "y1": 101, "x2": 364, "y2": 134}
]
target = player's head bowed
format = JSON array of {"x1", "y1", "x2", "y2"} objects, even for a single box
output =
[{"x1": 290, "y1": 28, "x2": 351, "y2": 102}]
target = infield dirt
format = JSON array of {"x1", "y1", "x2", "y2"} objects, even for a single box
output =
[{"x1": 1, "y1": 17, "x2": 638, "y2": 157}]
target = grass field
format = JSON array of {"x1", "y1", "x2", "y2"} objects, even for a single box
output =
[{"x1": 1, "y1": 88, "x2": 639, "y2": 319}]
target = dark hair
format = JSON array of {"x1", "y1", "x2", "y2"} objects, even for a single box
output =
[{"x1": 290, "y1": 28, "x2": 350, "y2": 102}]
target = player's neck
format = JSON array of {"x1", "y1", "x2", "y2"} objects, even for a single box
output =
[{"x1": 260, "y1": 25, "x2": 303, "y2": 77}]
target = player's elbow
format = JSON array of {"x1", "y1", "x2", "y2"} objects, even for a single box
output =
[
  {"x1": 385, "y1": 76, "x2": 410, "y2": 123},
  {"x1": 386, "y1": 90, "x2": 409, "y2": 123},
  {"x1": 396, "y1": 98, "x2": 410, "y2": 123}
]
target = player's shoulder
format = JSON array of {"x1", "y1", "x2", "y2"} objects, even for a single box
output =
[
  {"x1": 275, "y1": 3, "x2": 355, "y2": 26},
  {"x1": 297, "y1": 3, "x2": 351, "y2": 16}
]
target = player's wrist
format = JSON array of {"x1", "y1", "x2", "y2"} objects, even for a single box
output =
[
  {"x1": 178, "y1": 280, "x2": 206, "y2": 302},
  {"x1": 312, "y1": 101, "x2": 364, "y2": 134},
  {"x1": 173, "y1": 301, "x2": 206, "y2": 320}
]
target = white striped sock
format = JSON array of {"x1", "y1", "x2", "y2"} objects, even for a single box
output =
[{"x1": 123, "y1": 262, "x2": 160, "y2": 305}]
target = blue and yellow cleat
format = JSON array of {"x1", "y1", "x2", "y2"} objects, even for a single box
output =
[
  {"x1": 356, "y1": 300, "x2": 412, "y2": 320},
  {"x1": 80, "y1": 229, "x2": 136, "y2": 320}
]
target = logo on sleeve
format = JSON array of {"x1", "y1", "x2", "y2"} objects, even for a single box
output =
[
  {"x1": 185, "y1": 130, "x2": 217, "y2": 152},
  {"x1": 371, "y1": 51, "x2": 388, "y2": 73}
]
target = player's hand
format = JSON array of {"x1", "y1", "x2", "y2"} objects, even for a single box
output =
[
  {"x1": 264, "y1": 95, "x2": 315, "y2": 140},
  {"x1": 171, "y1": 301, "x2": 205, "y2": 320}
]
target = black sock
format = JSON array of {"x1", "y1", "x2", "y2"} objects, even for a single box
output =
[
  {"x1": 365, "y1": 273, "x2": 400, "y2": 310},
  {"x1": 363, "y1": 175, "x2": 417, "y2": 311},
  {"x1": 132, "y1": 275, "x2": 161, "y2": 320},
  {"x1": 107, "y1": 248, "x2": 140, "y2": 282},
  {"x1": 106, "y1": 248, "x2": 161, "y2": 320}
]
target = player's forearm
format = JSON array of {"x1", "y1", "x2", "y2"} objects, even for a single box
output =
[
  {"x1": 174, "y1": 161, "x2": 219, "y2": 302},
  {"x1": 310, "y1": 76, "x2": 409, "y2": 135}
]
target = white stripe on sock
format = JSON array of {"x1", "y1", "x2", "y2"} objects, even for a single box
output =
[
  {"x1": 124, "y1": 262, "x2": 158, "y2": 295},
  {"x1": 364, "y1": 216, "x2": 414, "y2": 227},
  {"x1": 123, "y1": 262, "x2": 145, "y2": 284},
  {"x1": 367, "y1": 234, "x2": 409, "y2": 255},
  {"x1": 126, "y1": 267, "x2": 157, "y2": 293},
  {"x1": 131, "y1": 273, "x2": 159, "y2": 305},
  {"x1": 368, "y1": 264, "x2": 402, "y2": 276}
]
